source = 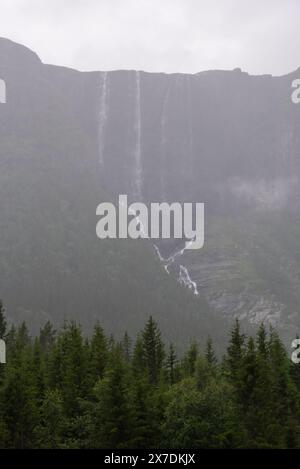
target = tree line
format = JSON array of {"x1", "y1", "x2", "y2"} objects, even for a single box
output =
[{"x1": 0, "y1": 299, "x2": 300, "y2": 449}]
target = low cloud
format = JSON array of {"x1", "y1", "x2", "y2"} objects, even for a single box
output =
[{"x1": 0, "y1": 0, "x2": 299, "y2": 74}]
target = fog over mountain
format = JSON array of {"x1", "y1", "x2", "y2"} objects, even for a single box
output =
[
  {"x1": 1, "y1": 0, "x2": 300, "y2": 75},
  {"x1": 1, "y1": 37, "x2": 300, "y2": 346}
]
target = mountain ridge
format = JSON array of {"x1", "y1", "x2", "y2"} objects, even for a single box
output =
[
  {"x1": 2, "y1": 36, "x2": 300, "y2": 78},
  {"x1": 1, "y1": 37, "x2": 300, "y2": 346}
]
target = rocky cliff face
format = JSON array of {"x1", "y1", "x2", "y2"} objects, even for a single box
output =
[
  {"x1": 97, "y1": 67, "x2": 300, "y2": 205},
  {"x1": 94, "y1": 56, "x2": 300, "y2": 341},
  {"x1": 0, "y1": 38, "x2": 225, "y2": 348},
  {"x1": 1, "y1": 37, "x2": 300, "y2": 343}
]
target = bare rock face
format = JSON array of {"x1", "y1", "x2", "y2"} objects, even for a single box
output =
[{"x1": 1, "y1": 37, "x2": 300, "y2": 343}]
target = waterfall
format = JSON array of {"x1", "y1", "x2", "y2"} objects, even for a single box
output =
[
  {"x1": 99, "y1": 71, "x2": 109, "y2": 167},
  {"x1": 134, "y1": 71, "x2": 142, "y2": 199},
  {"x1": 0, "y1": 78, "x2": 6, "y2": 104},
  {"x1": 186, "y1": 76, "x2": 194, "y2": 179},
  {"x1": 160, "y1": 82, "x2": 172, "y2": 201},
  {"x1": 179, "y1": 265, "x2": 199, "y2": 295},
  {"x1": 153, "y1": 245, "x2": 169, "y2": 273},
  {"x1": 153, "y1": 240, "x2": 199, "y2": 295}
]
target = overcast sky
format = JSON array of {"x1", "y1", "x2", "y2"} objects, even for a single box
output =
[{"x1": 0, "y1": 0, "x2": 299, "y2": 75}]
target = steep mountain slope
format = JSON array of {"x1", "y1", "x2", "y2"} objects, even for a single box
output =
[
  {"x1": 1, "y1": 37, "x2": 300, "y2": 345},
  {"x1": 0, "y1": 38, "x2": 226, "y2": 349}
]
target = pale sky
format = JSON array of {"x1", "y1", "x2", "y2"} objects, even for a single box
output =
[{"x1": 0, "y1": 0, "x2": 299, "y2": 75}]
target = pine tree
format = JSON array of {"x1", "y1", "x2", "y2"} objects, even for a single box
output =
[
  {"x1": 15, "y1": 322, "x2": 31, "y2": 359},
  {"x1": 0, "y1": 300, "x2": 7, "y2": 339},
  {"x1": 195, "y1": 355, "x2": 213, "y2": 391},
  {"x1": 39, "y1": 321, "x2": 56, "y2": 354},
  {"x1": 92, "y1": 345, "x2": 134, "y2": 448},
  {"x1": 57, "y1": 322, "x2": 90, "y2": 416},
  {"x1": 183, "y1": 341, "x2": 198, "y2": 376},
  {"x1": 90, "y1": 322, "x2": 108, "y2": 381},
  {"x1": 35, "y1": 389, "x2": 66, "y2": 448},
  {"x1": 166, "y1": 343, "x2": 178, "y2": 385},
  {"x1": 0, "y1": 313, "x2": 299, "y2": 449},
  {"x1": 132, "y1": 334, "x2": 146, "y2": 379},
  {"x1": 226, "y1": 319, "x2": 245, "y2": 389},
  {"x1": 32, "y1": 338, "x2": 46, "y2": 402},
  {"x1": 141, "y1": 316, "x2": 164, "y2": 385},
  {"x1": 240, "y1": 337, "x2": 257, "y2": 404},
  {"x1": 268, "y1": 330, "x2": 300, "y2": 447},
  {"x1": 205, "y1": 336, "x2": 218, "y2": 368},
  {"x1": 121, "y1": 331, "x2": 132, "y2": 363},
  {"x1": 256, "y1": 323, "x2": 268, "y2": 358},
  {"x1": 1, "y1": 343, "x2": 38, "y2": 448}
]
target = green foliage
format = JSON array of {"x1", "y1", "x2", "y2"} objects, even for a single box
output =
[
  {"x1": 0, "y1": 300, "x2": 6, "y2": 339},
  {"x1": 0, "y1": 303, "x2": 300, "y2": 449},
  {"x1": 92, "y1": 345, "x2": 135, "y2": 448},
  {"x1": 141, "y1": 316, "x2": 165, "y2": 385}
]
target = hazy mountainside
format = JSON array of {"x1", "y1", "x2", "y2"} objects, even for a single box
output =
[
  {"x1": 1, "y1": 37, "x2": 300, "y2": 345},
  {"x1": 0, "y1": 37, "x2": 225, "y2": 349},
  {"x1": 94, "y1": 53, "x2": 300, "y2": 343}
]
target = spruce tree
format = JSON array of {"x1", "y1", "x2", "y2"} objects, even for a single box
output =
[
  {"x1": 0, "y1": 300, "x2": 7, "y2": 339},
  {"x1": 166, "y1": 343, "x2": 178, "y2": 385},
  {"x1": 205, "y1": 336, "x2": 218, "y2": 368},
  {"x1": 39, "y1": 321, "x2": 56, "y2": 354},
  {"x1": 141, "y1": 316, "x2": 164, "y2": 385},
  {"x1": 183, "y1": 341, "x2": 198, "y2": 376},
  {"x1": 90, "y1": 322, "x2": 108, "y2": 381},
  {"x1": 226, "y1": 319, "x2": 245, "y2": 389},
  {"x1": 121, "y1": 331, "x2": 132, "y2": 363},
  {"x1": 92, "y1": 345, "x2": 134, "y2": 448}
]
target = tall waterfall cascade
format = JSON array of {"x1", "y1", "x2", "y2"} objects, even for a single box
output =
[
  {"x1": 154, "y1": 243, "x2": 199, "y2": 296},
  {"x1": 134, "y1": 71, "x2": 142, "y2": 199},
  {"x1": 98, "y1": 71, "x2": 109, "y2": 167},
  {"x1": 97, "y1": 71, "x2": 199, "y2": 297}
]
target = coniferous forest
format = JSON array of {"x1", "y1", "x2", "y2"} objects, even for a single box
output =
[{"x1": 0, "y1": 299, "x2": 300, "y2": 449}]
